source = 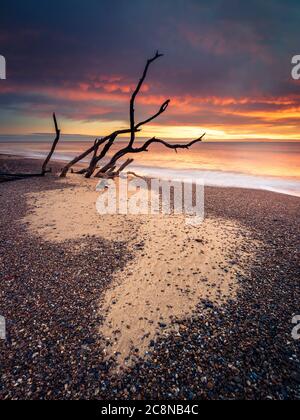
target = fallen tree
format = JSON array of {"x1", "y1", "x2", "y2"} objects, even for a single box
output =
[
  {"x1": 0, "y1": 113, "x2": 61, "y2": 182},
  {"x1": 60, "y1": 51, "x2": 205, "y2": 179}
]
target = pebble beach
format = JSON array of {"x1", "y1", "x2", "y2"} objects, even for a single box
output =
[{"x1": 0, "y1": 155, "x2": 299, "y2": 400}]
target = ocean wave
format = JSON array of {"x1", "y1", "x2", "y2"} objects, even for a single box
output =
[
  {"x1": 1, "y1": 146, "x2": 299, "y2": 198},
  {"x1": 128, "y1": 165, "x2": 300, "y2": 198}
]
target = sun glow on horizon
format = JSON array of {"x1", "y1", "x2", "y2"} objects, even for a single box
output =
[{"x1": 1, "y1": 110, "x2": 300, "y2": 142}]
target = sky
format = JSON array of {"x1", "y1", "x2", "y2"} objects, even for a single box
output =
[{"x1": 0, "y1": 0, "x2": 300, "y2": 141}]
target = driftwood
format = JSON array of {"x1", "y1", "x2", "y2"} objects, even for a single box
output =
[
  {"x1": 115, "y1": 159, "x2": 134, "y2": 176},
  {"x1": 60, "y1": 136, "x2": 113, "y2": 178},
  {"x1": 41, "y1": 113, "x2": 60, "y2": 175},
  {"x1": 95, "y1": 134, "x2": 205, "y2": 178},
  {"x1": 59, "y1": 52, "x2": 205, "y2": 179},
  {"x1": 0, "y1": 113, "x2": 61, "y2": 182},
  {"x1": 1, "y1": 54, "x2": 205, "y2": 183},
  {"x1": 129, "y1": 51, "x2": 163, "y2": 149},
  {"x1": 127, "y1": 171, "x2": 148, "y2": 181}
]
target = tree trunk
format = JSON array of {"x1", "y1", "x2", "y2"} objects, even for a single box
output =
[{"x1": 41, "y1": 113, "x2": 60, "y2": 175}]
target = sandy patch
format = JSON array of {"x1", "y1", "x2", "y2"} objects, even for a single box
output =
[
  {"x1": 23, "y1": 176, "x2": 140, "y2": 243},
  {"x1": 22, "y1": 175, "x2": 257, "y2": 368},
  {"x1": 100, "y1": 215, "x2": 254, "y2": 367}
]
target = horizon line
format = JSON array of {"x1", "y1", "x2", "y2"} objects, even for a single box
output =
[{"x1": 0, "y1": 133, "x2": 300, "y2": 143}]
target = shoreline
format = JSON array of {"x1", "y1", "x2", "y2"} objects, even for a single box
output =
[
  {"x1": 0, "y1": 156, "x2": 300, "y2": 399},
  {"x1": 1, "y1": 152, "x2": 300, "y2": 198}
]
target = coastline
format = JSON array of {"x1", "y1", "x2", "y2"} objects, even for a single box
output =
[
  {"x1": 1, "y1": 144, "x2": 300, "y2": 198},
  {"x1": 0, "y1": 155, "x2": 299, "y2": 399}
]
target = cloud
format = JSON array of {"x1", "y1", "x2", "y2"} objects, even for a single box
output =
[{"x1": 0, "y1": 0, "x2": 300, "y2": 139}]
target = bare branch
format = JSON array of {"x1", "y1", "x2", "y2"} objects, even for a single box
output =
[
  {"x1": 132, "y1": 134, "x2": 206, "y2": 154},
  {"x1": 115, "y1": 158, "x2": 134, "y2": 176},
  {"x1": 61, "y1": 126, "x2": 143, "y2": 178},
  {"x1": 107, "y1": 166, "x2": 117, "y2": 175},
  {"x1": 129, "y1": 51, "x2": 163, "y2": 148},
  {"x1": 60, "y1": 137, "x2": 107, "y2": 178},
  {"x1": 61, "y1": 53, "x2": 205, "y2": 181},
  {"x1": 136, "y1": 99, "x2": 170, "y2": 130},
  {"x1": 62, "y1": 75, "x2": 169, "y2": 178},
  {"x1": 84, "y1": 138, "x2": 106, "y2": 178},
  {"x1": 127, "y1": 171, "x2": 148, "y2": 181},
  {"x1": 0, "y1": 113, "x2": 61, "y2": 182},
  {"x1": 41, "y1": 113, "x2": 61, "y2": 175},
  {"x1": 95, "y1": 134, "x2": 205, "y2": 178}
]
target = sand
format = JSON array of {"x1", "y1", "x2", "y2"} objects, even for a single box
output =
[
  {"x1": 22, "y1": 173, "x2": 258, "y2": 367},
  {"x1": 2, "y1": 156, "x2": 300, "y2": 399},
  {"x1": 100, "y1": 216, "x2": 255, "y2": 367}
]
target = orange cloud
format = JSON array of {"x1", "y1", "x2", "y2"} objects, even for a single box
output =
[{"x1": 1, "y1": 80, "x2": 300, "y2": 141}]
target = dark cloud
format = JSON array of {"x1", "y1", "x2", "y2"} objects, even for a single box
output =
[{"x1": 0, "y1": 0, "x2": 300, "y2": 136}]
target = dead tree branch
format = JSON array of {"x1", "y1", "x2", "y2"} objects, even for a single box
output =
[
  {"x1": 127, "y1": 171, "x2": 148, "y2": 181},
  {"x1": 115, "y1": 159, "x2": 134, "y2": 176},
  {"x1": 132, "y1": 134, "x2": 206, "y2": 154},
  {"x1": 41, "y1": 113, "x2": 60, "y2": 175},
  {"x1": 85, "y1": 53, "x2": 168, "y2": 178},
  {"x1": 60, "y1": 137, "x2": 108, "y2": 178},
  {"x1": 95, "y1": 98, "x2": 171, "y2": 176},
  {"x1": 0, "y1": 114, "x2": 61, "y2": 182},
  {"x1": 129, "y1": 51, "x2": 163, "y2": 149},
  {"x1": 60, "y1": 52, "x2": 205, "y2": 180},
  {"x1": 84, "y1": 97, "x2": 169, "y2": 179},
  {"x1": 95, "y1": 134, "x2": 205, "y2": 177},
  {"x1": 61, "y1": 127, "x2": 140, "y2": 179}
]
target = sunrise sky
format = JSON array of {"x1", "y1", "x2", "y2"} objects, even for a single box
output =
[{"x1": 1, "y1": 0, "x2": 300, "y2": 141}]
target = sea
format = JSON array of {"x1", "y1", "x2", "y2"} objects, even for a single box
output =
[{"x1": 0, "y1": 135, "x2": 299, "y2": 198}]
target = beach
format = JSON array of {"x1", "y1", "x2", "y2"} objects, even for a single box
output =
[{"x1": 0, "y1": 155, "x2": 299, "y2": 399}]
